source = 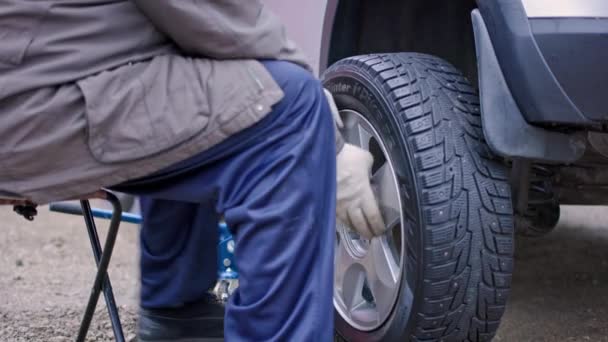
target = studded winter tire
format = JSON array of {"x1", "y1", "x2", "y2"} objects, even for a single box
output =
[{"x1": 324, "y1": 53, "x2": 515, "y2": 342}]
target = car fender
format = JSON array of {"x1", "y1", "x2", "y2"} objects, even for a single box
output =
[{"x1": 263, "y1": 0, "x2": 338, "y2": 75}]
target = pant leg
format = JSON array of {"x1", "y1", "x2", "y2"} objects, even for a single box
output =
[
  {"x1": 117, "y1": 60, "x2": 336, "y2": 341},
  {"x1": 217, "y1": 61, "x2": 336, "y2": 342},
  {"x1": 139, "y1": 197, "x2": 219, "y2": 308}
]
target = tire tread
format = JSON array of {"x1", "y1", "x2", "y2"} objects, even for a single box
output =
[{"x1": 330, "y1": 53, "x2": 514, "y2": 341}]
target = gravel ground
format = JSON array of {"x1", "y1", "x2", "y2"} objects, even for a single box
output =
[
  {"x1": 2, "y1": 204, "x2": 608, "y2": 341},
  {"x1": 0, "y1": 203, "x2": 140, "y2": 341}
]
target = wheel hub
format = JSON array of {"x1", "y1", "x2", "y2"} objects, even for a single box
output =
[{"x1": 334, "y1": 110, "x2": 405, "y2": 331}]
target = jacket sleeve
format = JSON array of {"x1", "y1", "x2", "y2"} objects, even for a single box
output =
[{"x1": 132, "y1": 0, "x2": 311, "y2": 70}]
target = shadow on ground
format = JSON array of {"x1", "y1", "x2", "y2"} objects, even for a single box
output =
[
  {"x1": 1, "y1": 205, "x2": 608, "y2": 341},
  {"x1": 495, "y1": 206, "x2": 608, "y2": 342}
]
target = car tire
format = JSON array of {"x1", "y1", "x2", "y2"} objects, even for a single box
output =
[{"x1": 323, "y1": 53, "x2": 514, "y2": 341}]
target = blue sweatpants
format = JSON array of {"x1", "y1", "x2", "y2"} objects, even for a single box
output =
[{"x1": 115, "y1": 61, "x2": 336, "y2": 341}]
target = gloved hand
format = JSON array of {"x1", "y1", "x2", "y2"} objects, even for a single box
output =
[
  {"x1": 324, "y1": 89, "x2": 386, "y2": 239},
  {"x1": 336, "y1": 144, "x2": 387, "y2": 239}
]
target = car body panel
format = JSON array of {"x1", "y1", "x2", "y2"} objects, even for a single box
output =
[
  {"x1": 263, "y1": 0, "x2": 336, "y2": 75},
  {"x1": 531, "y1": 17, "x2": 608, "y2": 120},
  {"x1": 521, "y1": 0, "x2": 608, "y2": 18},
  {"x1": 478, "y1": 0, "x2": 608, "y2": 125},
  {"x1": 267, "y1": 0, "x2": 607, "y2": 157}
]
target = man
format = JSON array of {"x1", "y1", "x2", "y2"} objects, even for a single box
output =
[{"x1": 0, "y1": 1, "x2": 385, "y2": 340}]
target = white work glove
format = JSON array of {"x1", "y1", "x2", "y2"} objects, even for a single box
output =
[
  {"x1": 336, "y1": 144, "x2": 387, "y2": 239},
  {"x1": 324, "y1": 89, "x2": 386, "y2": 239}
]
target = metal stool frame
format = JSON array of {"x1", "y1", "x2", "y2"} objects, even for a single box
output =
[
  {"x1": 5, "y1": 189, "x2": 238, "y2": 341},
  {"x1": 50, "y1": 192, "x2": 125, "y2": 342},
  {"x1": 44, "y1": 190, "x2": 238, "y2": 341}
]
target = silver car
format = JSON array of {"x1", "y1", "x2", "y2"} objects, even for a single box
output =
[{"x1": 266, "y1": 1, "x2": 608, "y2": 341}]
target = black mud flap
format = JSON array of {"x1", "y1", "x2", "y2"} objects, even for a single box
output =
[{"x1": 472, "y1": 9, "x2": 585, "y2": 164}]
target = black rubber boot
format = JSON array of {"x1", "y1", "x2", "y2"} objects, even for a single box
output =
[{"x1": 138, "y1": 295, "x2": 224, "y2": 342}]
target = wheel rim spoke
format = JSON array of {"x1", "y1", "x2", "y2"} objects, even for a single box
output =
[
  {"x1": 346, "y1": 272, "x2": 367, "y2": 314},
  {"x1": 342, "y1": 115, "x2": 374, "y2": 150},
  {"x1": 364, "y1": 238, "x2": 400, "y2": 317},
  {"x1": 356, "y1": 123, "x2": 374, "y2": 151},
  {"x1": 371, "y1": 162, "x2": 401, "y2": 229},
  {"x1": 335, "y1": 233, "x2": 362, "y2": 311}
]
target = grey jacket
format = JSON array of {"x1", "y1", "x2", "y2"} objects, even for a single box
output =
[{"x1": 0, "y1": 0, "x2": 311, "y2": 203}]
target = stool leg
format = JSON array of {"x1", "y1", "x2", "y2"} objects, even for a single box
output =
[{"x1": 76, "y1": 194, "x2": 125, "y2": 342}]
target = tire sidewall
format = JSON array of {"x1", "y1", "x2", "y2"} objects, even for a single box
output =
[{"x1": 324, "y1": 67, "x2": 424, "y2": 342}]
